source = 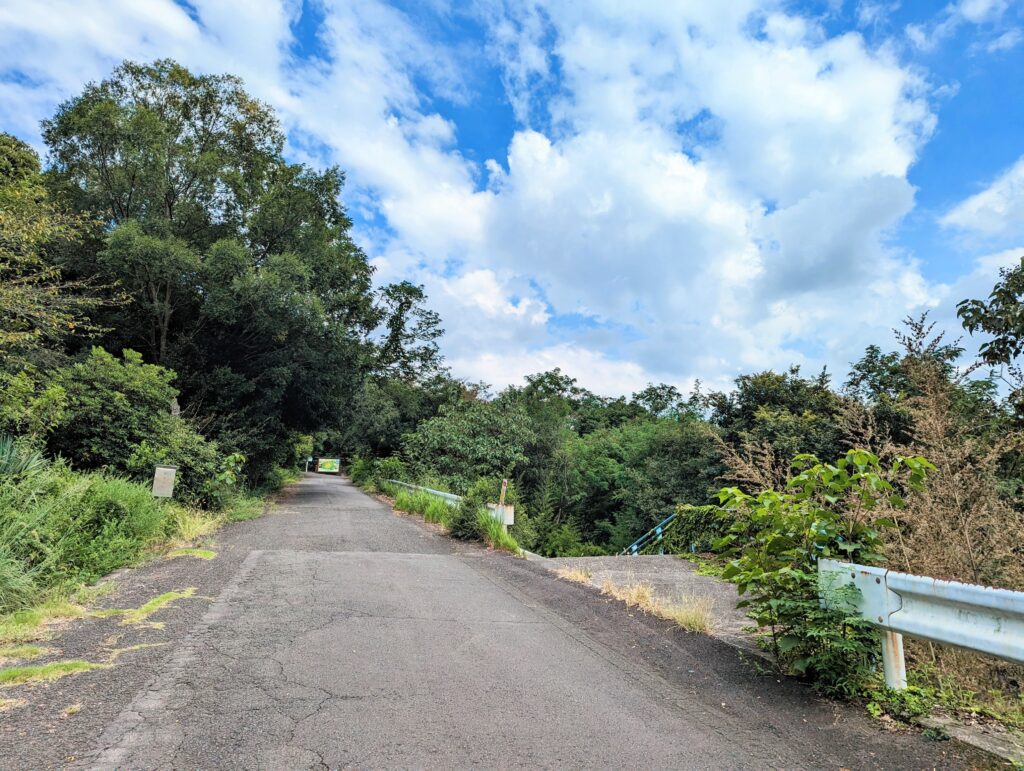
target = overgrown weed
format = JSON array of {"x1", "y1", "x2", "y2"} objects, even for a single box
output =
[
  {"x1": 556, "y1": 567, "x2": 592, "y2": 584},
  {"x1": 600, "y1": 579, "x2": 716, "y2": 634}
]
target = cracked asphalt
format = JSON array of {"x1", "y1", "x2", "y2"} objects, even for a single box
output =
[{"x1": 2, "y1": 473, "x2": 1000, "y2": 769}]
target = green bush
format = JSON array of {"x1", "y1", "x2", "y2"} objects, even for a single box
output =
[
  {"x1": 48, "y1": 348, "x2": 177, "y2": 470},
  {"x1": 538, "y1": 523, "x2": 606, "y2": 557},
  {"x1": 126, "y1": 419, "x2": 224, "y2": 507},
  {"x1": 46, "y1": 348, "x2": 228, "y2": 504},
  {"x1": 0, "y1": 460, "x2": 176, "y2": 612},
  {"x1": 349, "y1": 456, "x2": 373, "y2": 486},
  {"x1": 374, "y1": 456, "x2": 406, "y2": 486},
  {"x1": 449, "y1": 494, "x2": 484, "y2": 541},
  {"x1": 714, "y1": 450, "x2": 933, "y2": 696},
  {"x1": 666, "y1": 505, "x2": 728, "y2": 554}
]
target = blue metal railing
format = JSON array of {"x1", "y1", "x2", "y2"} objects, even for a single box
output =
[{"x1": 620, "y1": 512, "x2": 679, "y2": 556}]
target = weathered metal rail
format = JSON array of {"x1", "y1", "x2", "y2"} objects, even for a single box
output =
[{"x1": 818, "y1": 559, "x2": 1024, "y2": 689}]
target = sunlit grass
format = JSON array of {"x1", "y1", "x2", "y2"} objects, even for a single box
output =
[
  {"x1": 90, "y1": 588, "x2": 197, "y2": 628},
  {"x1": 600, "y1": 579, "x2": 715, "y2": 634},
  {"x1": 167, "y1": 548, "x2": 216, "y2": 561},
  {"x1": 556, "y1": 567, "x2": 593, "y2": 584},
  {"x1": 0, "y1": 660, "x2": 107, "y2": 687}
]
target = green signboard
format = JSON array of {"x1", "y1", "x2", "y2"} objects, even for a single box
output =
[{"x1": 316, "y1": 457, "x2": 340, "y2": 473}]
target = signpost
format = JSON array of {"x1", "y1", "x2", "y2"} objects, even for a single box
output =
[
  {"x1": 316, "y1": 458, "x2": 341, "y2": 473},
  {"x1": 152, "y1": 464, "x2": 177, "y2": 498},
  {"x1": 305, "y1": 456, "x2": 313, "y2": 472}
]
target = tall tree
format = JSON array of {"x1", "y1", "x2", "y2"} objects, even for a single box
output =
[
  {"x1": 959, "y1": 257, "x2": 1024, "y2": 410},
  {"x1": 39, "y1": 60, "x2": 429, "y2": 480},
  {"x1": 0, "y1": 133, "x2": 99, "y2": 369}
]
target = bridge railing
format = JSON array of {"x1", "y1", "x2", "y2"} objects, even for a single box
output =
[
  {"x1": 818, "y1": 558, "x2": 1024, "y2": 690},
  {"x1": 620, "y1": 512, "x2": 679, "y2": 556}
]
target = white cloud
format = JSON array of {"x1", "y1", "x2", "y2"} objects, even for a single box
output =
[
  {"x1": 986, "y1": 27, "x2": 1024, "y2": 51},
  {"x1": 906, "y1": 0, "x2": 1015, "y2": 51},
  {"x1": 449, "y1": 343, "x2": 682, "y2": 397},
  {"x1": 0, "y1": 0, "x2": 981, "y2": 394},
  {"x1": 942, "y1": 156, "x2": 1024, "y2": 239}
]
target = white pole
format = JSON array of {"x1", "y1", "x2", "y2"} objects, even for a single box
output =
[{"x1": 881, "y1": 631, "x2": 907, "y2": 689}]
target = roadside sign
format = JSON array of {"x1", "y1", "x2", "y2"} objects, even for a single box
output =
[
  {"x1": 152, "y1": 464, "x2": 177, "y2": 498},
  {"x1": 317, "y1": 458, "x2": 340, "y2": 473}
]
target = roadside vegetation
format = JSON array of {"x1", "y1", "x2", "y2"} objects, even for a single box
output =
[
  {"x1": 389, "y1": 484, "x2": 520, "y2": 554},
  {"x1": 350, "y1": 314, "x2": 1024, "y2": 728}
]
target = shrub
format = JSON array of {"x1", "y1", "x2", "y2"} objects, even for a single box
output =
[
  {"x1": 714, "y1": 449, "x2": 933, "y2": 696},
  {"x1": 540, "y1": 523, "x2": 605, "y2": 557},
  {"x1": 48, "y1": 348, "x2": 177, "y2": 471},
  {"x1": 125, "y1": 420, "x2": 224, "y2": 507},
  {"x1": 449, "y1": 494, "x2": 484, "y2": 541},
  {"x1": 349, "y1": 456, "x2": 373, "y2": 486},
  {"x1": 652, "y1": 505, "x2": 729, "y2": 555},
  {"x1": 0, "y1": 461, "x2": 176, "y2": 612},
  {"x1": 374, "y1": 456, "x2": 406, "y2": 486}
]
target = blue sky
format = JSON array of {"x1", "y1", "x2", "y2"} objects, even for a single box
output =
[{"x1": 1, "y1": 0, "x2": 1023, "y2": 395}]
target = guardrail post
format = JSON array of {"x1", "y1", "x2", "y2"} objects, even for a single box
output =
[{"x1": 881, "y1": 631, "x2": 907, "y2": 690}]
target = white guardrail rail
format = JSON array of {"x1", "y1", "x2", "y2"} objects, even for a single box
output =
[
  {"x1": 386, "y1": 480, "x2": 514, "y2": 527},
  {"x1": 818, "y1": 559, "x2": 1024, "y2": 689}
]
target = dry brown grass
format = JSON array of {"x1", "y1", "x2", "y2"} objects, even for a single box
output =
[
  {"x1": 658, "y1": 594, "x2": 715, "y2": 633},
  {"x1": 600, "y1": 579, "x2": 715, "y2": 634},
  {"x1": 555, "y1": 567, "x2": 593, "y2": 584}
]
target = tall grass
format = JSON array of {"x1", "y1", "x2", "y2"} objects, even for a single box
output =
[
  {"x1": 475, "y1": 509, "x2": 520, "y2": 554},
  {"x1": 392, "y1": 485, "x2": 519, "y2": 552},
  {"x1": 0, "y1": 461, "x2": 176, "y2": 613}
]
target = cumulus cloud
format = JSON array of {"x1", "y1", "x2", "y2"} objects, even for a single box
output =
[
  {"x1": 942, "y1": 156, "x2": 1024, "y2": 240},
  {"x1": 0, "y1": 0, "x2": 988, "y2": 395}
]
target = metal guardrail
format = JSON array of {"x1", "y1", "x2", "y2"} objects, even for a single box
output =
[
  {"x1": 386, "y1": 480, "x2": 514, "y2": 526},
  {"x1": 620, "y1": 512, "x2": 678, "y2": 556},
  {"x1": 819, "y1": 558, "x2": 1024, "y2": 689},
  {"x1": 387, "y1": 480, "x2": 462, "y2": 505}
]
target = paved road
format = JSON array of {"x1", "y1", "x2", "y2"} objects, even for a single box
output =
[{"x1": 70, "y1": 474, "x2": 988, "y2": 769}]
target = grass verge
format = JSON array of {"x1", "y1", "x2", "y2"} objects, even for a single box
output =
[
  {"x1": 476, "y1": 509, "x2": 520, "y2": 553},
  {"x1": 0, "y1": 644, "x2": 47, "y2": 662}
]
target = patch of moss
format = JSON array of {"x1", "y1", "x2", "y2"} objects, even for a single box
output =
[
  {"x1": 91, "y1": 588, "x2": 198, "y2": 629},
  {"x1": 0, "y1": 697, "x2": 25, "y2": 711},
  {"x1": 168, "y1": 548, "x2": 217, "y2": 561},
  {"x1": 0, "y1": 644, "x2": 47, "y2": 662},
  {"x1": 0, "y1": 660, "x2": 108, "y2": 687},
  {"x1": 106, "y1": 643, "x2": 165, "y2": 663}
]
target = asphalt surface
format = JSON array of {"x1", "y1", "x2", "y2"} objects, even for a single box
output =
[{"x1": 1, "y1": 474, "x2": 1000, "y2": 769}]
